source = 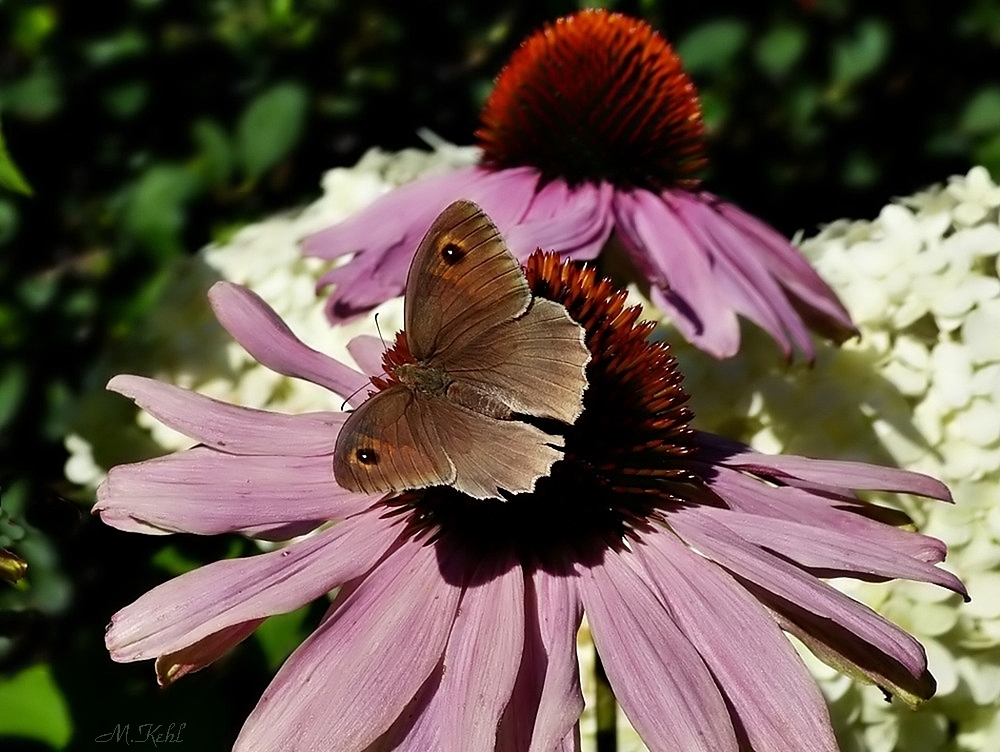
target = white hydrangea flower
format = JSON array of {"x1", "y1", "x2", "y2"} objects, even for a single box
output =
[
  {"x1": 66, "y1": 147, "x2": 1000, "y2": 751},
  {"x1": 668, "y1": 165, "x2": 1000, "y2": 752}
]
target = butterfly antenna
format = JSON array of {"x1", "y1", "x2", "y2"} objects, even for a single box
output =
[
  {"x1": 340, "y1": 381, "x2": 371, "y2": 412},
  {"x1": 374, "y1": 312, "x2": 388, "y2": 351}
]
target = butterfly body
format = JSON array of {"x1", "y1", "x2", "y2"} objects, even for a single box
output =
[
  {"x1": 393, "y1": 362, "x2": 451, "y2": 399},
  {"x1": 333, "y1": 200, "x2": 591, "y2": 500}
]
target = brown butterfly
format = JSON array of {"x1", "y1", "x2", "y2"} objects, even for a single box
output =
[{"x1": 333, "y1": 199, "x2": 591, "y2": 500}]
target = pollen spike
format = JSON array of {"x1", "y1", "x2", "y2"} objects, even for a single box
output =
[{"x1": 477, "y1": 9, "x2": 707, "y2": 191}]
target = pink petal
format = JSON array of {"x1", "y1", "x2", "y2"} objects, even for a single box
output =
[
  {"x1": 496, "y1": 565, "x2": 584, "y2": 752},
  {"x1": 698, "y1": 431, "x2": 953, "y2": 501},
  {"x1": 637, "y1": 526, "x2": 838, "y2": 752},
  {"x1": 306, "y1": 166, "x2": 537, "y2": 322},
  {"x1": 234, "y1": 537, "x2": 463, "y2": 752},
  {"x1": 108, "y1": 374, "x2": 346, "y2": 456},
  {"x1": 504, "y1": 180, "x2": 615, "y2": 260},
  {"x1": 347, "y1": 335, "x2": 389, "y2": 379},
  {"x1": 704, "y1": 463, "x2": 952, "y2": 565},
  {"x1": 154, "y1": 619, "x2": 263, "y2": 686},
  {"x1": 303, "y1": 167, "x2": 486, "y2": 262},
  {"x1": 208, "y1": 281, "x2": 369, "y2": 404},
  {"x1": 578, "y1": 547, "x2": 739, "y2": 752},
  {"x1": 698, "y1": 472, "x2": 965, "y2": 596},
  {"x1": 96, "y1": 446, "x2": 375, "y2": 537},
  {"x1": 106, "y1": 510, "x2": 399, "y2": 662},
  {"x1": 666, "y1": 190, "x2": 813, "y2": 358},
  {"x1": 380, "y1": 553, "x2": 525, "y2": 751},
  {"x1": 711, "y1": 197, "x2": 855, "y2": 339},
  {"x1": 666, "y1": 506, "x2": 931, "y2": 683},
  {"x1": 613, "y1": 189, "x2": 741, "y2": 358}
]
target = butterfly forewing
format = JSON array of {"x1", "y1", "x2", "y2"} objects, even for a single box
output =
[
  {"x1": 333, "y1": 385, "x2": 456, "y2": 495},
  {"x1": 404, "y1": 200, "x2": 532, "y2": 361}
]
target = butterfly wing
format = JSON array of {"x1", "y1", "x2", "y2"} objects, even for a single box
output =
[
  {"x1": 427, "y1": 397, "x2": 565, "y2": 499},
  {"x1": 334, "y1": 384, "x2": 564, "y2": 500},
  {"x1": 405, "y1": 199, "x2": 590, "y2": 425},
  {"x1": 333, "y1": 385, "x2": 455, "y2": 495},
  {"x1": 404, "y1": 199, "x2": 532, "y2": 361},
  {"x1": 442, "y1": 296, "x2": 590, "y2": 425}
]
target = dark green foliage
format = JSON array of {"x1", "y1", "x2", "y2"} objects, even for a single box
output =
[{"x1": 0, "y1": 0, "x2": 998, "y2": 748}]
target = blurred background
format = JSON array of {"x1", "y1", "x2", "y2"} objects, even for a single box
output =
[{"x1": 1, "y1": 0, "x2": 998, "y2": 748}]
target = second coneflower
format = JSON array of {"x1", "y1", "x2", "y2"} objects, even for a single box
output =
[
  {"x1": 99, "y1": 253, "x2": 962, "y2": 751},
  {"x1": 304, "y1": 9, "x2": 856, "y2": 359}
]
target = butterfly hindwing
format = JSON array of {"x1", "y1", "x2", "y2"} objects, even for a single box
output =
[
  {"x1": 333, "y1": 385, "x2": 455, "y2": 495},
  {"x1": 426, "y1": 397, "x2": 565, "y2": 499}
]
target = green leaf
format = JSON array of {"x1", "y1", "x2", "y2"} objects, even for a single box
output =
[
  {"x1": 0, "y1": 199, "x2": 20, "y2": 244},
  {"x1": 84, "y1": 28, "x2": 148, "y2": 67},
  {"x1": 974, "y1": 132, "x2": 1000, "y2": 182},
  {"x1": 192, "y1": 119, "x2": 234, "y2": 185},
  {"x1": 254, "y1": 606, "x2": 311, "y2": 671},
  {"x1": 102, "y1": 81, "x2": 149, "y2": 119},
  {"x1": 832, "y1": 19, "x2": 890, "y2": 86},
  {"x1": 755, "y1": 24, "x2": 807, "y2": 78},
  {"x1": 125, "y1": 164, "x2": 202, "y2": 258},
  {"x1": 697, "y1": 89, "x2": 729, "y2": 134},
  {"x1": 0, "y1": 65, "x2": 62, "y2": 119},
  {"x1": 0, "y1": 663, "x2": 73, "y2": 748},
  {"x1": 0, "y1": 118, "x2": 33, "y2": 196},
  {"x1": 961, "y1": 86, "x2": 1000, "y2": 135},
  {"x1": 676, "y1": 19, "x2": 749, "y2": 76},
  {"x1": 236, "y1": 83, "x2": 308, "y2": 181},
  {"x1": 0, "y1": 362, "x2": 28, "y2": 430}
]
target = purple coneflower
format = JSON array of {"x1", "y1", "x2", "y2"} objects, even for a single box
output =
[
  {"x1": 303, "y1": 9, "x2": 855, "y2": 360},
  {"x1": 99, "y1": 255, "x2": 963, "y2": 751}
]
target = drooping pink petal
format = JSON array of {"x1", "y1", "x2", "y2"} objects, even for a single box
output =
[
  {"x1": 613, "y1": 189, "x2": 741, "y2": 358},
  {"x1": 234, "y1": 538, "x2": 463, "y2": 752},
  {"x1": 108, "y1": 375, "x2": 345, "y2": 457},
  {"x1": 96, "y1": 446, "x2": 375, "y2": 537},
  {"x1": 636, "y1": 526, "x2": 839, "y2": 752},
  {"x1": 304, "y1": 167, "x2": 486, "y2": 262},
  {"x1": 154, "y1": 619, "x2": 263, "y2": 686},
  {"x1": 696, "y1": 431, "x2": 953, "y2": 501},
  {"x1": 578, "y1": 547, "x2": 739, "y2": 752},
  {"x1": 208, "y1": 281, "x2": 370, "y2": 404},
  {"x1": 106, "y1": 510, "x2": 399, "y2": 663},
  {"x1": 504, "y1": 179, "x2": 615, "y2": 260},
  {"x1": 711, "y1": 196, "x2": 856, "y2": 341},
  {"x1": 666, "y1": 506, "x2": 933, "y2": 693},
  {"x1": 305, "y1": 166, "x2": 538, "y2": 322},
  {"x1": 666, "y1": 189, "x2": 814, "y2": 358},
  {"x1": 347, "y1": 335, "x2": 390, "y2": 379},
  {"x1": 695, "y1": 468, "x2": 966, "y2": 595},
  {"x1": 704, "y1": 464, "x2": 950, "y2": 564},
  {"x1": 496, "y1": 564, "x2": 584, "y2": 752},
  {"x1": 708, "y1": 506, "x2": 966, "y2": 595},
  {"x1": 379, "y1": 552, "x2": 525, "y2": 751}
]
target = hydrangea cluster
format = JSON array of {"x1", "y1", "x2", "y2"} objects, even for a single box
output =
[
  {"x1": 66, "y1": 146, "x2": 999, "y2": 750},
  {"x1": 670, "y1": 166, "x2": 1000, "y2": 752}
]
